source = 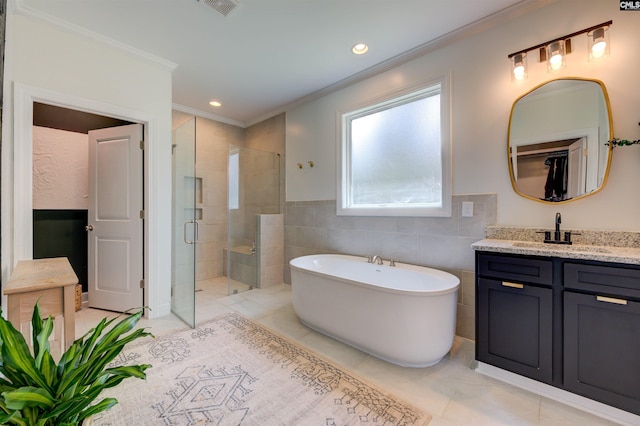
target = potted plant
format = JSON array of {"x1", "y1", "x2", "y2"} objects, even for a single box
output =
[
  {"x1": 0, "y1": 303, "x2": 152, "y2": 425},
  {"x1": 606, "y1": 138, "x2": 640, "y2": 148}
]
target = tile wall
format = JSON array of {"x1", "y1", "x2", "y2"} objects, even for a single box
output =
[
  {"x1": 257, "y1": 214, "x2": 284, "y2": 288},
  {"x1": 283, "y1": 194, "x2": 497, "y2": 339},
  {"x1": 194, "y1": 118, "x2": 244, "y2": 280}
]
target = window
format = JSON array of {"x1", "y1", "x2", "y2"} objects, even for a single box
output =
[
  {"x1": 337, "y1": 76, "x2": 451, "y2": 216},
  {"x1": 228, "y1": 149, "x2": 239, "y2": 209}
]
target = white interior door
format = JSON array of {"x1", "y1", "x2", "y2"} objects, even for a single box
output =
[
  {"x1": 567, "y1": 138, "x2": 587, "y2": 198},
  {"x1": 88, "y1": 124, "x2": 144, "y2": 312}
]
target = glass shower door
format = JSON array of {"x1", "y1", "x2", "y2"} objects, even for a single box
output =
[{"x1": 171, "y1": 117, "x2": 197, "y2": 327}]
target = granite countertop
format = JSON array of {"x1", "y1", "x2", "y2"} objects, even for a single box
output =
[
  {"x1": 474, "y1": 226, "x2": 640, "y2": 264},
  {"x1": 472, "y1": 238, "x2": 640, "y2": 265}
]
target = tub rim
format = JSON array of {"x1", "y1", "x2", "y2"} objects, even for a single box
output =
[{"x1": 290, "y1": 253, "x2": 460, "y2": 296}]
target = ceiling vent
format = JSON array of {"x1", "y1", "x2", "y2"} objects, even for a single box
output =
[{"x1": 201, "y1": 0, "x2": 240, "y2": 17}]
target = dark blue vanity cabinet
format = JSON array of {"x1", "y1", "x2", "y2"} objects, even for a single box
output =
[
  {"x1": 563, "y1": 262, "x2": 640, "y2": 416},
  {"x1": 476, "y1": 251, "x2": 640, "y2": 416},
  {"x1": 476, "y1": 253, "x2": 555, "y2": 384}
]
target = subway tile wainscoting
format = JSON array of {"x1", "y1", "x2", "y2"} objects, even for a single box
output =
[{"x1": 283, "y1": 193, "x2": 497, "y2": 340}]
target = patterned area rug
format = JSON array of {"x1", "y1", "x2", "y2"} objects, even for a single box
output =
[{"x1": 90, "y1": 312, "x2": 431, "y2": 425}]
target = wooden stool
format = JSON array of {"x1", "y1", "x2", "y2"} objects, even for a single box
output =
[{"x1": 4, "y1": 258, "x2": 78, "y2": 353}]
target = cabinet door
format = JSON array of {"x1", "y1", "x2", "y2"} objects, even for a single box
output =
[
  {"x1": 564, "y1": 291, "x2": 640, "y2": 415},
  {"x1": 477, "y1": 278, "x2": 553, "y2": 383}
]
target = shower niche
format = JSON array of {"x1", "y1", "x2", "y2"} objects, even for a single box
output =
[{"x1": 183, "y1": 175, "x2": 203, "y2": 221}]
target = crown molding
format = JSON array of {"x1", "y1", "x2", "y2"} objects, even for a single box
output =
[
  {"x1": 172, "y1": 103, "x2": 246, "y2": 128},
  {"x1": 12, "y1": 0, "x2": 177, "y2": 72}
]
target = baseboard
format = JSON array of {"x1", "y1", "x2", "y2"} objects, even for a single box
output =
[{"x1": 475, "y1": 362, "x2": 640, "y2": 426}]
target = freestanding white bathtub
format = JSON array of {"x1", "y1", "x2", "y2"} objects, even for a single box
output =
[{"x1": 290, "y1": 254, "x2": 460, "y2": 368}]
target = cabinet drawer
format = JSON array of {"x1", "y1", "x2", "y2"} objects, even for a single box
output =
[
  {"x1": 477, "y1": 253, "x2": 552, "y2": 286},
  {"x1": 564, "y1": 262, "x2": 640, "y2": 300}
]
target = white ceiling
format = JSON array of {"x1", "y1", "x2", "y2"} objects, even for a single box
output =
[{"x1": 20, "y1": 0, "x2": 544, "y2": 126}]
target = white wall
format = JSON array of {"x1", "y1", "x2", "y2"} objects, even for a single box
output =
[
  {"x1": 286, "y1": 0, "x2": 640, "y2": 231},
  {"x1": 33, "y1": 127, "x2": 88, "y2": 210},
  {"x1": 2, "y1": 7, "x2": 175, "y2": 317}
]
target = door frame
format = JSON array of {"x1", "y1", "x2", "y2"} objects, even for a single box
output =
[{"x1": 2, "y1": 83, "x2": 162, "y2": 317}]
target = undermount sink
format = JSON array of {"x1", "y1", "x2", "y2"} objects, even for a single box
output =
[{"x1": 511, "y1": 241, "x2": 612, "y2": 254}]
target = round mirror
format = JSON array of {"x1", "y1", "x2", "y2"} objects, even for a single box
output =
[{"x1": 508, "y1": 78, "x2": 612, "y2": 203}]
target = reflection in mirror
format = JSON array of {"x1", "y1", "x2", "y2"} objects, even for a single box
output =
[{"x1": 508, "y1": 78, "x2": 612, "y2": 203}]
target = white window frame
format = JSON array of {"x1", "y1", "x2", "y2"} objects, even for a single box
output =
[
  {"x1": 337, "y1": 75, "x2": 452, "y2": 217},
  {"x1": 228, "y1": 148, "x2": 240, "y2": 210}
]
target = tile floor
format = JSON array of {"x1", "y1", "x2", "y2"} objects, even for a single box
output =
[{"x1": 75, "y1": 278, "x2": 620, "y2": 425}]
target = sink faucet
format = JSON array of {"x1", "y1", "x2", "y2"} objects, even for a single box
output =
[
  {"x1": 371, "y1": 255, "x2": 384, "y2": 265},
  {"x1": 555, "y1": 212, "x2": 562, "y2": 241},
  {"x1": 539, "y1": 212, "x2": 574, "y2": 245}
]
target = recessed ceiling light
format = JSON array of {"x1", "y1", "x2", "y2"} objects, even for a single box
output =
[
  {"x1": 352, "y1": 43, "x2": 368, "y2": 55},
  {"x1": 209, "y1": 100, "x2": 222, "y2": 107}
]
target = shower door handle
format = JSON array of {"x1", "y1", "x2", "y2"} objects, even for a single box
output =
[
  {"x1": 184, "y1": 220, "x2": 199, "y2": 244},
  {"x1": 184, "y1": 221, "x2": 194, "y2": 244}
]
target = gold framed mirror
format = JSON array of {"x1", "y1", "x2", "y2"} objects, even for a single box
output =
[{"x1": 508, "y1": 78, "x2": 613, "y2": 203}]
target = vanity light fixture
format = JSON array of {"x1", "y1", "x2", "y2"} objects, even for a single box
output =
[
  {"x1": 546, "y1": 40, "x2": 567, "y2": 72},
  {"x1": 352, "y1": 43, "x2": 369, "y2": 55},
  {"x1": 588, "y1": 25, "x2": 610, "y2": 61},
  {"x1": 511, "y1": 52, "x2": 528, "y2": 81},
  {"x1": 507, "y1": 20, "x2": 612, "y2": 80}
]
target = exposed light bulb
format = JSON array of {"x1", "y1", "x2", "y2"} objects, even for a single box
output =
[
  {"x1": 546, "y1": 41, "x2": 566, "y2": 72},
  {"x1": 513, "y1": 64, "x2": 526, "y2": 80},
  {"x1": 589, "y1": 27, "x2": 608, "y2": 61},
  {"x1": 511, "y1": 53, "x2": 527, "y2": 81},
  {"x1": 591, "y1": 40, "x2": 607, "y2": 59},
  {"x1": 549, "y1": 53, "x2": 563, "y2": 70}
]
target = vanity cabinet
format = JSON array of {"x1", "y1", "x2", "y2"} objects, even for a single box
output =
[
  {"x1": 563, "y1": 263, "x2": 640, "y2": 415},
  {"x1": 476, "y1": 254, "x2": 554, "y2": 383},
  {"x1": 476, "y1": 251, "x2": 640, "y2": 417}
]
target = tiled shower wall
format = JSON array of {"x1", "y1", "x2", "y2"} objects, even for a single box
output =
[
  {"x1": 172, "y1": 111, "x2": 285, "y2": 282},
  {"x1": 283, "y1": 193, "x2": 497, "y2": 340},
  {"x1": 194, "y1": 118, "x2": 244, "y2": 280}
]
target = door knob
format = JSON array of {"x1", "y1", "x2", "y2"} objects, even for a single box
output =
[{"x1": 86, "y1": 224, "x2": 94, "y2": 231}]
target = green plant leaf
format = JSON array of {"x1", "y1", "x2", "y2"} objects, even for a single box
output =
[
  {"x1": 0, "y1": 315, "x2": 52, "y2": 393},
  {"x1": 78, "y1": 397, "x2": 117, "y2": 421},
  {"x1": 90, "y1": 311, "x2": 143, "y2": 356},
  {"x1": 34, "y1": 314, "x2": 54, "y2": 370},
  {"x1": 76, "y1": 317, "x2": 112, "y2": 365},
  {"x1": 2, "y1": 386, "x2": 55, "y2": 410},
  {"x1": 39, "y1": 351, "x2": 57, "y2": 389},
  {"x1": 102, "y1": 364, "x2": 151, "y2": 381},
  {"x1": 31, "y1": 303, "x2": 44, "y2": 358},
  {"x1": 0, "y1": 304, "x2": 150, "y2": 425},
  {"x1": 54, "y1": 359, "x2": 96, "y2": 399},
  {"x1": 40, "y1": 395, "x2": 89, "y2": 423},
  {"x1": 0, "y1": 411, "x2": 28, "y2": 426}
]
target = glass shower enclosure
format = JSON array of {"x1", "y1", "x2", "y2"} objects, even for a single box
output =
[{"x1": 172, "y1": 117, "x2": 281, "y2": 328}]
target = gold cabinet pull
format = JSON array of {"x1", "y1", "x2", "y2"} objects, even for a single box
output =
[
  {"x1": 596, "y1": 295, "x2": 628, "y2": 305},
  {"x1": 502, "y1": 281, "x2": 524, "y2": 289}
]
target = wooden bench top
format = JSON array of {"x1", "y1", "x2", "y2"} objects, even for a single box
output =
[{"x1": 5, "y1": 258, "x2": 78, "y2": 295}]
